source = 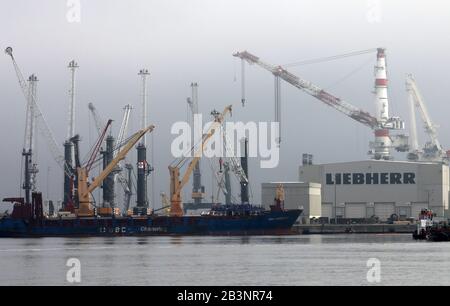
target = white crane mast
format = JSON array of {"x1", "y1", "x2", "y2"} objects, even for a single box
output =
[
  {"x1": 138, "y1": 69, "x2": 150, "y2": 146},
  {"x1": 5, "y1": 47, "x2": 71, "y2": 177},
  {"x1": 115, "y1": 104, "x2": 133, "y2": 186},
  {"x1": 406, "y1": 74, "x2": 447, "y2": 162},
  {"x1": 67, "y1": 60, "x2": 78, "y2": 139},
  {"x1": 222, "y1": 132, "x2": 248, "y2": 184},
  {"x1": 27, "y1": 74, "x2": 39, "y2": 191},
  {"x1": 116, "y1": 104, "x2": 133, "y2": 157},
  {"x1": 407, "y1": 82, "x2": 420, "y2": 155},
  {"x1": 24, "y1": 74, "x2": 38, "y2": 152}
]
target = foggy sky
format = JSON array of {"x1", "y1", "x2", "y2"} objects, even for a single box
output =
[{"x1": 1, "y1": 0, "x2": 450, "y2": 209}]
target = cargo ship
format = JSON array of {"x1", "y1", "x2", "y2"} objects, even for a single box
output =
[
  {"x1": 0, "y1": 193, "x2": 302, "y2": 237},
  {"x1": 0, "y1": 105, "x2": 302, "y2": 238}
]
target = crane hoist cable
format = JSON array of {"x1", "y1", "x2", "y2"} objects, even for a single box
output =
[
  {"x1": 282, "y1": 48, "x2": 377, "y2": 67},
  {"x1": 5, "y1": 47, "x2": 72, "y2": 178},
  {"x1": 323, "y1": 56, "x2": 374, "y2": 91}
]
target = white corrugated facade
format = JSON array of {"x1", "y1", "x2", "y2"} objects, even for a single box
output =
[{"x1": 298, "y1": 160, "x2": 449, "y2": 220}]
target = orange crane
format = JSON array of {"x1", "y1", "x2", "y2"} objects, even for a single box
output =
[
  {"x1": 77, "y1": 124, "x2": 155, "y2": 217},
  {"x1": 168, "y1": 105, "x2": 232, "y2": 217}
]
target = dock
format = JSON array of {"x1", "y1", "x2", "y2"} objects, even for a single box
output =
[{"x1": 293, "y1": 223, "x2": 416, "y2": 234}]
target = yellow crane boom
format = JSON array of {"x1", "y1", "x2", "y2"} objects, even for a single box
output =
[
  {"x1": 77, "y1": 124, "x2": 155, "y2": 217},
  {"x1": 168, "y1": 105, "x2": 232, "y2": 217}
]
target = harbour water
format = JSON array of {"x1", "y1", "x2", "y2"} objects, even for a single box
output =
[{"x1": 0, "y1": 234, "x2": 449, "y2": 286}]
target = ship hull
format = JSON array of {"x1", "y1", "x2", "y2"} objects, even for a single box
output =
[{"x1": 0, "y1": 209, "x2": 301, "y2": 238}]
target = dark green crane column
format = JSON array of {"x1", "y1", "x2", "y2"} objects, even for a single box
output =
[
  {"x1": 240, "y1": 138, "x2": 249, "y2": 204},
  {"x1": 101, "y1": 135, "x2": 115, "y2": 208}
]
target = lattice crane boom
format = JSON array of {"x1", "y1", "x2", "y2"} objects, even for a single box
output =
[
  {"x1": 406, "y1": 74, "x2": 446, "y2": 161},
  {"x1": 233, "y1": 50, "x2": 379, "y2": 129},
  {"x1": 5, "y1": 47, "x2": 71, "y2": 177},
  {"x1": 406, "y1": 75, "x2": 441, "y2": 149}
]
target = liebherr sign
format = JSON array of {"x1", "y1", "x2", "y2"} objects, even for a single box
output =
[{"x1": 326, "y1": 172, "x2": 416, "y2": 185}]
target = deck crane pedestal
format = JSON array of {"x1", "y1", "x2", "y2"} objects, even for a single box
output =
[
  {"x1": 168, "y1": 105, "x2": 233, "y2": 217},
  {"x1": 233, "y1": 49, "x2": 408, "y2": 160}
]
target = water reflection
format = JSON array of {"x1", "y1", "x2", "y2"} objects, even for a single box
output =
[
  {"x1": 169, "y1": 236, "x2": 184, "y2": 245},
  {"x1": 135, "y1": 237, "x2": 149, "y2": 245},
  {"x1": 0, "y1": 234, "x2": 445, "y2": 285}
]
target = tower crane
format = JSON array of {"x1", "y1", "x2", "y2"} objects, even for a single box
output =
[
  {"x1": 77, "y1": 124, "x2": 155, "y2": 217},
  {"x1": 5, "y1": 47, "x2": 72, "y2": 179},
  {"x1": 233, "y1": 49, "x2": 408, "y2": 160},
  {"x1": 168, "y1": 105, "x2": 233, "y2": 217},
  {"x1": 406, "y1": 74, "x2": 449, "y2": 162}
]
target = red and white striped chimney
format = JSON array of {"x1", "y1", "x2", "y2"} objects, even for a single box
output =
[{"x1": 373, "y1": 48, "x2": 391, "y2": 159}]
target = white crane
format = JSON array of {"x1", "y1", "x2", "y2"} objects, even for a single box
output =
[
  {"x1": 67, "y1": 60, "x2": 78, "y2": 139},
  {"x1": 5, "y1": 47, "x2": 72, "y2": 178},
  {"x1": 88, "y1": 102, "x2": 134, "y2": 209},
  {"x1": 116, "y1": 104, "x2": 133, "y2": 158},
  {"x1": 26, "y1": 74, "x2": 39, "y2": 192},
  {"x1": 406, "y1": 74, "x2": 448, "y2": 162},
  {"x1": 138, "y1": 69, "x2": 150, "y2": 146},
  {"x1": 187, "y1": 82, "x2": 205, "y2": 204},
  {"x1": 234, "y1": 49, "x2": 408, "y2": 160}
]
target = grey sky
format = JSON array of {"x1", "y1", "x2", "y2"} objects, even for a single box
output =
[{"x1": 1, "y1": 0, "x2": 450, "y2": 208}]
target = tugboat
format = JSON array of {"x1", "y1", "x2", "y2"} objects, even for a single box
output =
[
  {"x1": 412, "y1": 209, "x2": 450, "y2": 242},
  {"x1": 412, "y1": 209, "x2": 434, "y2": 240}
]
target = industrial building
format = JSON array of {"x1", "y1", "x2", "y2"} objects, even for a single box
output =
[
  {"x1": 261, "y1": 182, "x2": 321, "y2": 223},
  {"x1": 299, "y1": 160, "x2": 450, "y2": 220}
]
